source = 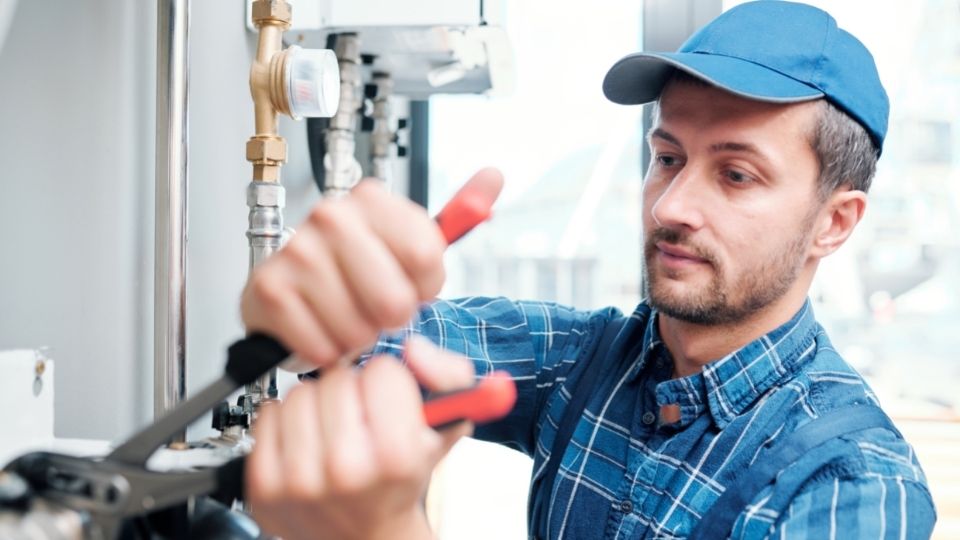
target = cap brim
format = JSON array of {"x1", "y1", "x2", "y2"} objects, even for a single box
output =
[{"x1": 602, "y1": 52, "x2": 824, "y2": 105}]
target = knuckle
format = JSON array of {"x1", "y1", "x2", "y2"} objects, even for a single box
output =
[
  {"x1": 282, "y1": 236, "x2": 315, "y2": 267},
  {"x1": 246, "y1": 459, "x2": 278, "y2": 504},
  {"x1": 340, "y1": 322, "x2": 379, "y2": 352},
  {"x1": 325, "y1": 447, "x2": 365, "y2": 493},
  {"x1": 245, "y1": 467, "x2": 267, "y2": 500},
  {"x1": 284, "y1": 383, "x2": 314, "y2": 410},
  {"x1": 297, "y1": 342, "x2": 336, "y2": 371},
  {"x1": 307, "y1": 202, "x2": 339, "y2": 232},
  {"x1": 362, "y1": 354, "x2": 391, "y2": 376},
  {"x1": 308, "y1": 201, "x2": 353, "y2": 238},
  {"x1": 284, "y1": 476, "x2": 320, "y2": 505},
  {"x1": 368, "y1": 354, "x2": 414, "y2": 385},
  {"x1": 421, "y1": 265, "x2": 446, "y2": 299},
  {"x1": 350, "y1": 178, "x2": 381, "y2": 197},
  {"x1": 404, "y1": 239, "x2": 444, "y2": 279},
  {"x1": 373, "y1": 285, "x2": 418, "y2": 327},
  {"x1": 377, "y1": 446, "x2": 418, "y2": 483},
  {"x1": 249, "y1": 269, "x2": 285, "y2": 309},
  {"x1": 249, "y1": 497, "x2": 279, "y2": 530}
]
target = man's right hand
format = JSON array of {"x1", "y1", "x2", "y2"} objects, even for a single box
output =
[
  {"x1": 246, "y1": 337, "x2": 476, "y2": 540},
  {"x1": 240, "y1": 167, "x2": 504, "y2": 368}
]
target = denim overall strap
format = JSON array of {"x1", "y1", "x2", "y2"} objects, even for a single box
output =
[
  {"x1": 688, "y1": 404, "x2": 899, "y2": 540},
  {"x1": 532, "y1": 317, "x2": 626, "y2": 540}
]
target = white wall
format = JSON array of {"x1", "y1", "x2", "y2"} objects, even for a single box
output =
[
  {"x1": 0, "y1": 0, "x2": 153, "y2": 440},
  {"x1": 0, "y1": 0, "x2": 323, "y2": 442}
]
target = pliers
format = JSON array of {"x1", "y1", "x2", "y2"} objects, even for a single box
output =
[{"x1": 1, "y1": 180, "x2": 516, "y2": 540}]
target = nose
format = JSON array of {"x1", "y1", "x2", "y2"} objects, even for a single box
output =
[{"x1": 648, "y1": 166, "x2": 706, "y2": 231}]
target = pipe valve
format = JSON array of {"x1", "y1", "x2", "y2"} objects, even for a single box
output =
[
  {"x1": 248, "y1": 0, "x2": 339, "y2": 182},
  {"x1": 281, "y1": 46, "x2": 340, "y2": 120},
  {"x1": 238, "y1": 0, "x2": 340, "y2": 416}
]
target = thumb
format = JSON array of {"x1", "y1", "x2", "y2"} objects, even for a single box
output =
[
  {"x1": 435, "y1": 167, "x2": 505, "y2": 245},
  {"x1": 405, "y1": 336, "x2": 477, "y2": 461},
  {"x1": 460, "y1": 167, "x2": 505, "y2": 210},
  {"x1": 404, "y1": 336, "x2": 475, "y2": 393},
  {"x1": 433, "y1": 418, "x2": 474, "y2": 459}
]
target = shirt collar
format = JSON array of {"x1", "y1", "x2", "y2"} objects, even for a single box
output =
[
  {"x1": 629, "y1": 299, "x2": 820, "y2": 429},
  {"x1": 624, "y1": 304, "x2": 662, "y2": 381}
]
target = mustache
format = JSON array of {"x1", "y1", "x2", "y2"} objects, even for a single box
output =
[{"x1": 644, "y1": 227, "x2": 717, "y2": 266}]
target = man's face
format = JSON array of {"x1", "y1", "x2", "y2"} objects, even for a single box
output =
[{"x1": 642, "y1": 81, "x2": 823, "y2": 325}]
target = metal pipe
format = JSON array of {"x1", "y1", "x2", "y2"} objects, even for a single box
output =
[
  {"x1": 153, "y1": 0, "x2": 190, "y2": 442},
  {"x1": 245, "y1": 181, "x2": 286, "y2": 403},
  {"x1": 369, "y1": 72, "x2": 395, "y2": 183},
  {"x1": 243, "y1": 0, "x2": 293, "y2": 405},
  {"x1": 323, "y1": 33, "x2": 364, "y2": 198}
]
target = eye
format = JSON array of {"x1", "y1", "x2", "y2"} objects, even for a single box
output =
[
  {"x1": 724, "y1": 169, "x2": 755, "y2": 185},
  {"x1": 656, "y1": 154, "x2": 682, "y2": 168}
]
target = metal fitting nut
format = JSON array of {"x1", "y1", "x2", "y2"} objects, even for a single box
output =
[
  {"x1": 246, "y1": 137, "x2": 287, "y2": 163},
  {"x1": 247, "y1": 182, "x2": 286, "y2": 207},
  {"x1": 251, "y1": 0, "x2": 292, "y2": 25}
]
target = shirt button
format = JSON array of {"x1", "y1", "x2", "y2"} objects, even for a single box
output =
[
  {"x1": 642, "y1": 411, "x2": 656, "y2": 425},
  {"x1": 620, "y1": 500, "x2": 633, "y2": 513}
]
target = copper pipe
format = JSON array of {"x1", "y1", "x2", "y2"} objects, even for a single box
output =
[{"x1": 247, "y1": 0, "x2": 291, "y2": 183}]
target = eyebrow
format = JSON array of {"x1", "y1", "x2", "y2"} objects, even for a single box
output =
[
  {"x1": 709, "y1": 141, "x2": 770, "y2": 164},
  {"x1": 648, "y1": 127, "x2": 681, "y2": 147},
  {"x1": 648, "y1": 127, "x2": 773, "y2": 165}
]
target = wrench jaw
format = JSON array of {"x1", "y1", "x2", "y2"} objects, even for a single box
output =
[{"x1": 5, "y1": 451, "x2": 220, "y2": 540}]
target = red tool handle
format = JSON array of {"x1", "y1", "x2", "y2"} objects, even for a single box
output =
[
  {"x1": 433, "y1": 176, "x2": 500, "y2": 245},
  {"x1": 424, "y1": 174, "x2": 512, "y2": 427},
  {"x1": 422, "y1": 371, "x2": 517, "y2": 428},
  {"x1": 424, "y1": 175, "x2": 512, "y2": 426}
]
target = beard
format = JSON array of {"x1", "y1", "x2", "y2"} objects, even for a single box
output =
[{"x1": 642, "y1": 222, "x2": 813, "y2": 326}]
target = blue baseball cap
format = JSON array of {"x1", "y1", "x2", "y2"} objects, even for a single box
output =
[{"x1": 602, "y1": 1, "x2": 889, "y2": 153}]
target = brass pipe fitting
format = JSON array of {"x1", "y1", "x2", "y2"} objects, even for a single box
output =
[{"x1": 248, "y1": 0, "x2": 292, "y2": 182}]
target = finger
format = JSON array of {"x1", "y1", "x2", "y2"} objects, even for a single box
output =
[
  {"x1": 459, "y1": 167, "x2": 505, "y2": 209},
  {"x1": 247, "y1": 402, "x2": 284, "y2": 511},
  {"x1": 433, "y1": 419, "x2": 473, "y2": 462},
  {"x1": 351, "y1": 180, "x2": 447, "y2": 300},
  {"x1": 403, "y1": 337, "x2": 476, "y2": 462},
  {"x1": 242, "y1": 263, "x2": 339, "y2": 367},
  {"x1": 403, "y1": 336, "x2": 476, "y2": 393},
  {"x1": 285, "y1": 227, "x2": 381, "y2": 354},
  {"x1": 308, "y1": 201, "x2": 419, "y2": 330},
  {"x1": 433, "y1": 167, "x2": 505, "y2": 245},
  {"x1": 279, "y1": 383, "x2": 325, "y2": 504},
  {"x1": 360, "y1": 355, "x2": 429, "y2": 482},
  {"x1": 315, "y1": 366, "x2": 376, "y2": 492}
]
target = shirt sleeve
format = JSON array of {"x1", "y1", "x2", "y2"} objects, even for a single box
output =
[
  {"x1": 369, "y1": 296, "x2": 621, "y2": 456},
  {"x1": 765, "y1": 475, "x2": 936, "y2": 540}
]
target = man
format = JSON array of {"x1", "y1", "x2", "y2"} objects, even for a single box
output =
[{"x1": 240, "y1": 2, "x2": 937, "y2": 538}]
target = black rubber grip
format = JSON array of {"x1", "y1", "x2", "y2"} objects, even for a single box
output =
[{"x1": 225, "y1": 334, "x2": 290, "y2": 387}]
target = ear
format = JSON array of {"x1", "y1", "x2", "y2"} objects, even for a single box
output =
[{"x1": 809, "y1": 189, "x2": 867, "y2": 258}]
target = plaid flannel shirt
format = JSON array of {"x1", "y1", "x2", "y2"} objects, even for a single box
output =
[{"x1": 352, "y1": 296, "x2": 936, "y2": 539}]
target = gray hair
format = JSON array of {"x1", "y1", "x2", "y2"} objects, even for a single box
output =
[
  {"x1": 651, "y1": 71, "x2": 879, "y2": 199},
  {"x1": 810, "y1": 99, "x2": 878, "y2": 199}
]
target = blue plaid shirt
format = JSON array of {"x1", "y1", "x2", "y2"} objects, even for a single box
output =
[{"x1": 363, "y1": 297, "x2": 936, "y2": 539}]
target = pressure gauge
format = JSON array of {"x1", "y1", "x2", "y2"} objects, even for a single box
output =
[{"x1": 284, "y1": 46, "x2": 340, "y2": 119}]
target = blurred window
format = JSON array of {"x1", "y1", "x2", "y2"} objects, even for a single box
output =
[
  {"x1": 427, "y1": 1, "x2": 960, "y2": 538},
  {"x1": 426, "y1": 1, "x2": 644, "y2": 537},
  {"x1": 724, "y1": 1, "x2": 960, "y2": 536}
]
